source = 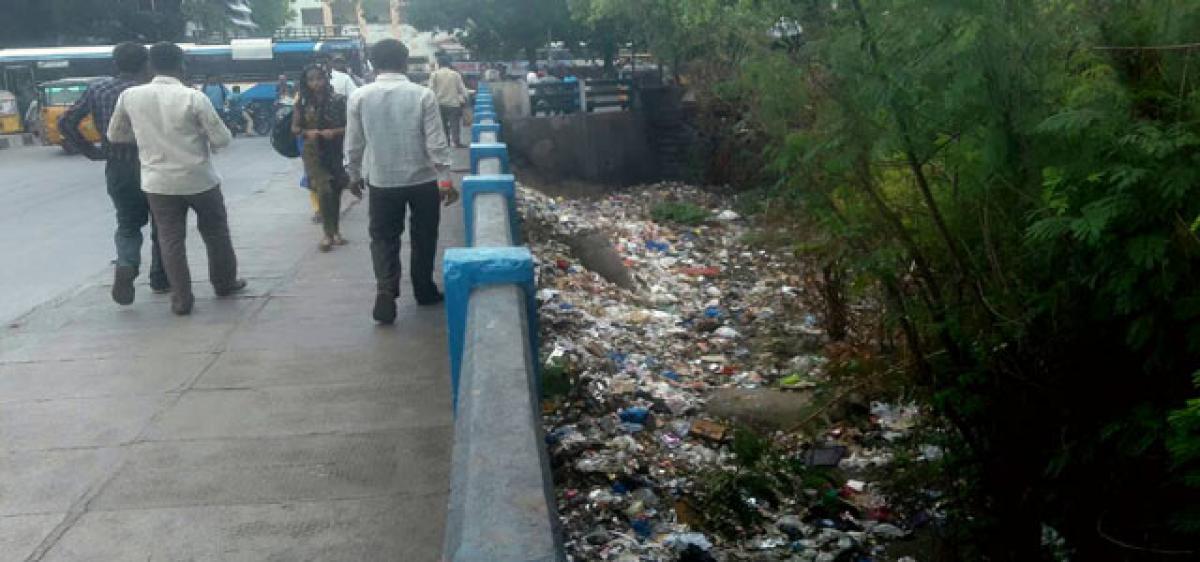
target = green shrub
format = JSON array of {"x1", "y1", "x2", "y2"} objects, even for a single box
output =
[{"x1": 650, "y1": 201, "x2": 709, "y2": 226}]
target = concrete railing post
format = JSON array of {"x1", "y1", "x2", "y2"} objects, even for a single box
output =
[
  {"x1": 469, "y1": 142, "x2": 511, "y2": 175},
  {"x1": 462, "y1": 174, "x2": 518, "y2": 247},
  {"x1": 473, "y1": 110, "x2": 498, "y2": 125},
  {"x1": 471, "y1": 123, "x2": 502, "y2": 144},
  {"x1": 443, "y1": 246, "x2": 537, "y2": 405}
]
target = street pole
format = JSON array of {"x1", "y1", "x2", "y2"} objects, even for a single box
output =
[
  {"x1": 322, "y1": 0, "x2": 335, "y2": 37},
  {"x1": 354, "y1": 0, "x2": 370, "y2": 42},
  {"x1": 390, "y1": 0, "x2": 405, "y2": 40}
]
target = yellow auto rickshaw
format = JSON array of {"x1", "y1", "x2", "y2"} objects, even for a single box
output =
[
  {"x1": 0, "y1": 90, "x2": 21, "y2": 134},
  {"x1": 39, "y1": 77, "x2": 103, "y2": 151}
]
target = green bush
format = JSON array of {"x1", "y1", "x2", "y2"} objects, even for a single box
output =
[
  {"x1": 650, "y1": 201, "x2": 709, "y2": 226},
  {"x1": 628, "y1": 0, "x2": 1200, "y2": 557}
]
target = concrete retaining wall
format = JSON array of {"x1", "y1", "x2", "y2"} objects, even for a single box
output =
[
  {"x1": 489, "y1": 80, "x2": 531, "y2": 121},
  {"x1": 505, "y1": 111, "x2": 658, "y2": 188}
]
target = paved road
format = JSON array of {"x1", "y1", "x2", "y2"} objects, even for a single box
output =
[
  {"x1": 0, "y1": 141, "x2": 465, "y2": 560},
  {"x1": 0, "y1": 139, "x2": 291, "y2": 325}
]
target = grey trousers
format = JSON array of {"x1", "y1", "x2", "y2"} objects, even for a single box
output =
[
  {"x1": 439, "y1": 104, "x2": 463, "y2": 146},
  {"x1": 146, "y1": 187, "x2": 239, "y2": 302}
]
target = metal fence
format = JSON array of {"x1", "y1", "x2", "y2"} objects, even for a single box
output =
[{"x1": 529, "y1": 79, "x2": 633, "y2": 116}]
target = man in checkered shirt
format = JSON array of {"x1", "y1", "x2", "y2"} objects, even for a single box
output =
[{"x1": 60, "y1": 41, "x2": 169, "y2": 305}]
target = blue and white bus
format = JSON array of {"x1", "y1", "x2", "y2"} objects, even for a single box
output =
[{"x1": 0, "y1": 38, "x2": 366, "y2": 134}]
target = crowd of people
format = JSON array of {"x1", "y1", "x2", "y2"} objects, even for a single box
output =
[{"x1": 58, "y1": 39, "x2": 466, "y2": 322}]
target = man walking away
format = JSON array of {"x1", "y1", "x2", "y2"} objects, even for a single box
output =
[
  {"x1": 60, "y1": 41, "x2": 169, "y2": 305},
  {"x1": 346, "y1": 39, "x2": 459, "y2": 324},
  {"x1": 330, "y1": 55, "x2": 362, "y2": 93},
  {"x1": 202, "y1": 75, "x2": 229, "y2": 113},
  {"x1": 428, "y1": 53, "x2": 468, "y2": 148},
  {"x1": 483, "y1": 64, "x2": 500, "y2": 82},
  {"x1": 108, "y1": 42, "x2": 246, "y2": 316}
]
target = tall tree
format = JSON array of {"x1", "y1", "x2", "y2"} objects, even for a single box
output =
[
  {"x1": 249, "y1": 0, "x2": 297, "y2": 34},
  {"x1": 0, "y1": 0, "x2": 188, "y2": 47},
  {"x1": 408, "y1": 0, "x2": 572, "y2": 63}
]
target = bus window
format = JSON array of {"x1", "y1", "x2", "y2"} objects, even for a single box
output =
[{"x1": 43, "y1": 86, "x2": 87, "y2": 106}]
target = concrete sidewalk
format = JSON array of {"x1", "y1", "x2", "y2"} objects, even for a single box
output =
[{"x1": 1, "y1": 164, "x2": 461, "y2": 560}]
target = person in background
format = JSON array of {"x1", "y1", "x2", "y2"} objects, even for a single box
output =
[
  {"x1": 563, "y1": 70, "x2": 580, "y2": 112},
  {"x1": 331, "y1": 55, "x2": 363, "y2": 90},
  {"x1": 292, "y1": 64, "x2": 357, "y2": 252},
  {"x1": 228, "y1": 85, "x2": 254, "y2": 135},
  {"x1": 483, "y1": 63, "x2": 500, "y2": 82},
  {"x1": 346, "y1": 39, "x2": 458, "y2": 323},
  {"x1": 201, "y1": 74, "x2": 229, "y2": 113},
  {"x1": 24, "y1": 98, "x2": 41, "y2": 139},
  {"x1": 108, "y1": 42, "x2": 245, "y2": 316},
  {"x1": 275, "y1": 73, "x2": 321, "y2": 223},
  {"x1": 59, "y1": 41, "x2": 169, "y2": 305},
  {"x1": 428, "y1": 53, "x2": 468, "y2": 148},
  {"x1": 275, "y1": 74, "x2": 293, "y2": 102}
]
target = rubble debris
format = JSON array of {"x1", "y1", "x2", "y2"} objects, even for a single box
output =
[{"x1": 522, "y1": 182, "x2": 937, "y2": 561}]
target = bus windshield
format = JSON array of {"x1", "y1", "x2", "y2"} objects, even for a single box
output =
[{"x1": 43, "y1": 85, "x2": 88, "y2": 106}]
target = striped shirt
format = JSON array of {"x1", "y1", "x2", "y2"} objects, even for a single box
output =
[{"x1": 59, "y1": 76, "x2": 140, "y2": 159}]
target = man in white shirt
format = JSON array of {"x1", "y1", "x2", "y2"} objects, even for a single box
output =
[
  {"x1": 483, "y1": 64, "x2": 500, "y2": 82},
  {"x1": 330, "y1": 55, "x2": 359, "y2": 97},
  {"x1": 428, "y1": 54, "x2": 469, "y2": 148},
  {"x1": 108, "y1": 42, "x2": 245, "y2": 316},
  {"x1": 346, "y1": 39, "x2": 458, "y2": 324}
]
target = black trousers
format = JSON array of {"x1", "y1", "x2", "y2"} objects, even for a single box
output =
[
  {"x1": 106, "y1": 157, "x2": 168, "y2": 289},
  {"x1": 369, "y1": 182, "x2": 441, "y2": 300}
]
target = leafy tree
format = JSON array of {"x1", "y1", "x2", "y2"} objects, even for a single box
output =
[
  {"x1": 185, "y1": 0, "x2": 296, "y2": 36},
  {"x1": 0, "y1": 0, "x2": 188, "y2": 46},
  {"x1": 408, "y1": 0, "x2": 572, "y2": 63},
  {"x1": 636, "y1": 0, "x2": 1200, "y2": 557},
  {"x1": 565, "y1": 0, "x2": 628, "y2": 73},
  {"x1": 249, "y1": 0, "x2": 297, "y2": 34},
  {"x1": 182, "y1": 0, "x2": 232, "y2": 35}
]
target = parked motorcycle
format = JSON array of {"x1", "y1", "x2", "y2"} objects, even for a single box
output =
[{"x1": 220, "y1": 107, "x2": 246, "y2": 136}]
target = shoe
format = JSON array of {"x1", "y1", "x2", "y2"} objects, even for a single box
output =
[
  {"x1": 151, "y1": 284, "x2": 172, "y2": 295},
  {"x1": 332, "y1": 234, "x2": 348, "y2": 246},
  {"x1": 215, "y1": 279, "x2": 247, "y2": 297},
  {"x1": 171, "y1": 293, "x2": 194, "y2": 316},
  {"x1": 373, "y1": 291, "x2": 397, "y2": 324},
  {"x1": 416, "y1": 291, "x2": 445, "y2": 306},
  {"x1": 319, "y1": 238, "x2": 333, "y2": 252},
  {"x1": 112, "y1": 265, "x2": 136, "y2": 305}
]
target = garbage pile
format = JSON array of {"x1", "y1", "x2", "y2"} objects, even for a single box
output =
[{"x1": 519, "y1": 183, "x2": 938, "y2": 561}]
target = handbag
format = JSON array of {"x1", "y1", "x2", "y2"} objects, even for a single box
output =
[{"x1": 271, "y1": 107, "x2": 301, "y2": 158}]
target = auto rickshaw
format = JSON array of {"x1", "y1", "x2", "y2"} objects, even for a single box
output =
[
  {"x1": 39, "y1": 77, "x2": 103, "y2": 151},
  {"x1": 0, "y1": 90, "x2": 21, "y2": 134}
]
